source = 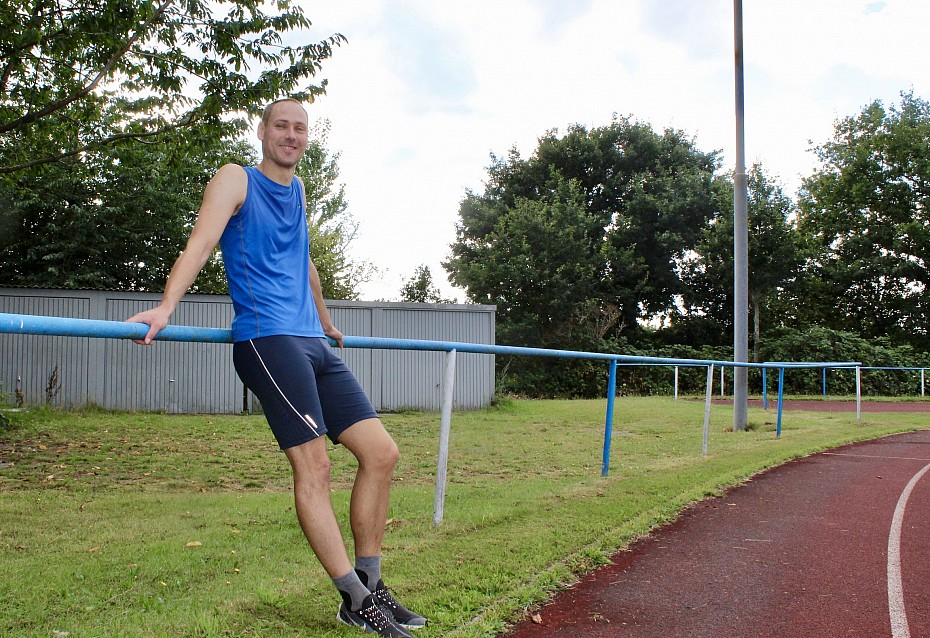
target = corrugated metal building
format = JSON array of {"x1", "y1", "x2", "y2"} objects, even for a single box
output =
[{"x1": 0, "y1": 288, "x2": 496, "y2": 413}]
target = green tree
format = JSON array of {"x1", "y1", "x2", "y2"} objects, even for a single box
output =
[
  {"x1": 0, "y1": 0, "x2": 344, "y2": 174},
  {"x1": 297, "y1": 120, "x2": 374, "y2": 300},
  {"x1": 446, "y1": 117, "x2": 717, "y2": 343},
  {"x1": 0, "y1": 0, "x2": 370, "y2": 297},
  {"x1": 0, "y1": 128, "x2": 252, "y2": 291},
  {"x1": 445, "y1": 116, "x2": 718, "y2": 396},
  {"x1": 0, "y1": 120, "x2": 371, "y2": 298},
  {"x1": 797, "y1": 92, "x2": 930, "y2": 349},
  {"x1": 678, "y1": 165, "x2": 802, "y2": 360},
  {"x1": 400, "y1": 264, "x2": 454, "y2": 303}
]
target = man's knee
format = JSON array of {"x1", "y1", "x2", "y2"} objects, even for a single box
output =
[
  {"x1": 286, "y1": 438, "x2": 333, "y2": 491},
  {"x1": 356, "y1": 436, "x2": 399, "y2": 476},
  {"x1": 376, "y1": 437, "x2": 400, "y2": 470},
  {"x1": 340, "y1": 419, "x2": 400, "y2": 472}
]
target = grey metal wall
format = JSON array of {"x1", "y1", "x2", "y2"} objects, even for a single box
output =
[{"x1": 0, "y1": 289, "x2": 495, "y2": 413}]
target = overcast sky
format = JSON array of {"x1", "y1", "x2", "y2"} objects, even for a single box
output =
[{"x1": 285, "y1": 0, "x2": 928, "y2": 301}]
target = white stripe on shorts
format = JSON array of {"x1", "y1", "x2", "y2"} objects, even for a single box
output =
[{"x1": 248, "y1": 339, "x2": 320, "y2": 436}]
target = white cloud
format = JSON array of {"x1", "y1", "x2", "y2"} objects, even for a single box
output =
[{"x1": 291, "y1": 0, "x2": 930, "y2": 301}]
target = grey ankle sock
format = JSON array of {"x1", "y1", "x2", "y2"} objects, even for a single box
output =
[
  {"x1": 355, "y1": 555, "x2": 382, "y2": 589},
  {"x1": 333, "y1": 570, "x2": 370, "y2": 611}
]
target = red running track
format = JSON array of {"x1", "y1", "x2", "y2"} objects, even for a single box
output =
[
  {"x1": 739, "y1": 399, "x2": 930, "y2": 413},
  {"x1": 502, "y1": 429, "x2": 930, "y2": 638}
]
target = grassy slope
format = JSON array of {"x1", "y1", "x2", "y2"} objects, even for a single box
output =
[{"x1": 0, "y1": 398, "x2": 926, "y2": 637}]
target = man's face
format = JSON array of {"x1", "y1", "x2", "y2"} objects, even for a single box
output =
[{"x1": 258, "y1": 101, "x2": 309, "y2": 169}]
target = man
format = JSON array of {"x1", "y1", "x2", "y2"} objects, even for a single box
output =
[{"x1": 127, "y1": 98, "x2": 425, "y2": 637}]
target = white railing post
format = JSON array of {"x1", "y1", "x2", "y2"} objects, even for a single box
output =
[
  {"x1": 703, "y1": 364, "x2": 714, "y2": 455},
  {"x1": 433, "y1": 349, "x2": 457, "y2": 526},
  {"x1": 856, "y1": 366, "x2": 862, "y2": 421}
]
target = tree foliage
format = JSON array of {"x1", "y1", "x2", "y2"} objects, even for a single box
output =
[
  {"x1": 298, "y1": 120, "x2": 374, "y2": 300},
  {"x1": 0, "y1": 127, "x2": 251, "y2": 291},
  {"x1": 798, "y1": 92, "x2": 930, "y2": 349},
  {"x1": 0, "y1": 0, "x2": 345, "y2": 174},
  {"x1": 445, "y1": 116, "x2": 718, "y2": 396},
  {"x1": 0, "y1": 119, "x2": 370, "y2": 298},
  {"x1": 0, "y1": 1, "x2": 370, "y2": 299},
  {"x1": 678, "y1": 165, "x2": 802, "y2": 358},
  {"x1": 400, "y1": 264, "x2": 454, "y2": 303},
  {"x1": 759, "y1": 326, "x2": 927, "y2": 396},
  {"x1": 448, "y1": 117, "x2": 718, "y2": 337}
]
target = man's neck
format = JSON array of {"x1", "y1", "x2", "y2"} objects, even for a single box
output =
[{"x1": 256, "y1": 160, "x2": 296, "y2": 186}]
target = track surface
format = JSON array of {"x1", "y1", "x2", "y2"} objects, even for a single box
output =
[
  {"x1": 739, "y1": 398, "x2": 930, "y2": 413},
  {"x1": 502, "y1": 417, "x2": 930, "y2": 638}
]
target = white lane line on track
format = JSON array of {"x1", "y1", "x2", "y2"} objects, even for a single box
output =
[
  {"x1": 822, "y1": 453, "x2": 930, "y2": 462},
  {"x1": 888, "y1": 461, "x2": 930, "y2": 638}
]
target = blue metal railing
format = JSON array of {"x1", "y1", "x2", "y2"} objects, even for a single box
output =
[{"x1": 0, "y1": 311, "x2": 868, "y2": 525}]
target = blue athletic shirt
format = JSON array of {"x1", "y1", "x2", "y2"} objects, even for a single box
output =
[{"x1": 219, "y1": 166, "x2": 325, "y2": 342}]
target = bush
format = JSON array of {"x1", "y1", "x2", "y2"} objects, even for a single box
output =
[
  {"x1": 760, "y1": 326, "x2": 928, "y2": 396},
  {"x1": 493, "y1": 326, "x2": 927, "y2": 399}
]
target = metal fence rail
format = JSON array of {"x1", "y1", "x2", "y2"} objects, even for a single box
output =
[
  {"x1": 0, "y1": 312, "x2": 866, "y2": 525},
  {"x1": 0, "y1": 290, "x2": 498, "y2": 412}
]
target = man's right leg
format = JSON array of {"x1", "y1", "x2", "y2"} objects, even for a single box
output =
[
  {"x1": 284, "y1": 437, "x2": 354, "y2": 578},
  {"x1": 235, "y1": 338, "x2": 358, "y2": 580},
  {"x1": 233, "y1": 338, "x2": 410, "y2": 637},
  {"x1": 284, "y1": 437, "x2": 413, "y2": 638}
]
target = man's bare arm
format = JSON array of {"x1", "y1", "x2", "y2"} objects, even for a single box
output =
[
  {"x1": 309, "y1": 257, "x2": 344, "y2": 347},
  {"x1": 126, "y1": 164, "x2": 247, "y2": 344}
]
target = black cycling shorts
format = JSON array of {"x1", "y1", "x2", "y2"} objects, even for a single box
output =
[{"x1": 233, "y1": 335, "x2": 378, "y2": 449}]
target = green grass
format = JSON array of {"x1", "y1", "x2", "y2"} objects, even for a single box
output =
[{"x1": 1, "y1": 398, "x2": 927, "y2": 637}]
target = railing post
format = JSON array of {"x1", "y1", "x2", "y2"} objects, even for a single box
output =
[
  {"x1": 674, "y1": 366, "x2": 679, "y2": 400},
  {"x1": 601, "y1": 359, "x2": 618, "y2": 477},
  {"x1": 762, "y1": 367, "x2": 768, "y2": 410},
  {"x1": 822, "y1": 367, "x2": 827, "y2": 398},
  {"x1": 703, "y1": 364, "x2": 714, "y2": 454},
  {"x1": 776, "y1": 367, "x2": 785, "y2": 438},
  {"x1": 856, "y1": 365, "x2": 862, "y2": 422},
  {"x1": 922, "y1": 369, "x2": 925, "y2": 397},
  {"x1": 432, "y1": 349, "x2": 457, "y2": 527}
]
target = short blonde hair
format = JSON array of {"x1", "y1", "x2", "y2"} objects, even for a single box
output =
[{"x1": 261, "y1": 98, "x2": 306, "y2": 125}]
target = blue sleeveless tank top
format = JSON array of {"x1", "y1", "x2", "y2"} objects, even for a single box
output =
[{"x1": 219, "y1": 166, "x2": 325, "y2": 342}]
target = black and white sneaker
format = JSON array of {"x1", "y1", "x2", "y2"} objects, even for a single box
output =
[
  {"x1": 371, "y1": 580, "x2": 428, "y2": 630},
  {"x1": 337, "y1": 594, "x2": 414, "y2": 637}
]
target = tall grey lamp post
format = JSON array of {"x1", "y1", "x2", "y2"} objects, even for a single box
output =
[{"x1": 732, "y1": 0, "x2": 749, "y2": 430}]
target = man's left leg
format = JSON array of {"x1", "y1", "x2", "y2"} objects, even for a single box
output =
[{"x1": 338, "y1": 418, "x2": 428, "y2": 629}]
